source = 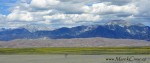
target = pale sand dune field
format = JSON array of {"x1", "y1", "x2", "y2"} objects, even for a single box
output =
[{"x1": 0, "y1": 37, "x2": 150, "y2": 48}]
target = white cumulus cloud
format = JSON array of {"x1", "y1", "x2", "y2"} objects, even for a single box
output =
[
  {"x1": 43, "y1": 14, "x2": 101, "y2": 23},
  {"x1": 30, "y1": 0, "x2": 60, "y2": 9},
  {"x1": 84, "y1": 3, "x2": 138, "y2": 15},
  {"x1": 0, "y1": 0, "x2": 150, "y2": 28}
]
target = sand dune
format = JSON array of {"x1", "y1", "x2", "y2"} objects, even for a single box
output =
[{"x1": 0, "y1": 38, "x2": 150, "y2": 48}]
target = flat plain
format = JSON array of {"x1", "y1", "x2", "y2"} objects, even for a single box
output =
[
  {"x1": 0, "y1": 47, "x2": 149, "y2": 55},
  {"x1": 0, "y1": 55, "x2": 150, "y2": 63},
  {"x1": 0, "y1": 38, "x2": 149, "y2": 63}
]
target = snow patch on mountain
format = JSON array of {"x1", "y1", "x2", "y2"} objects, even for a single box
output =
[
  {"x1": 20, "y1": 24, "x2": 54, "y2": 32},
  {"x1": 73, "y1": 25, "x2": 99, "y2": 35},
  {"x1": 106, "y1": 20, "x2": 145, "y2": 27},
  {"x1": 106, "y1": 20, "x2": 131, "y2": 27},
  {"x1": 82, "y1": 25, "x2": 98, "y2": 32}
]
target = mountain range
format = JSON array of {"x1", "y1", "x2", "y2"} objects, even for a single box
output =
[{"x1": 0, "y1": 20, "x2": 150, "y2": 41}]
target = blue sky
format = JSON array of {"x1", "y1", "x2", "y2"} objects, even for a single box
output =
[
  {"x1": 0, "y1": 0, "x2": 18, "y2": 15},
  {"x1": 0, "y1": 0, "x2": 150, "y2": 29}
]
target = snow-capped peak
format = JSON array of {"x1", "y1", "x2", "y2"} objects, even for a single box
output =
[
  {"x1": 20, "y1": 24, "x2": 54, "y2": 32},
  {"x1": 105, "y1": 20, "x2": 146, "y2": 27},
  {"x1": 80, "y1": 25, "x2": 98, "y2": 33},
  {"x1": 134, "y1": 23, "x2": 145, "y2": 27},
  {"x1": 106, "y1": 20, "x2": 131, "y2": 27}
]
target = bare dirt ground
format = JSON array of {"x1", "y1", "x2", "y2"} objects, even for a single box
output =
[{"x1": 0, "y1": 55, "x2": 149, "y2": 63}]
